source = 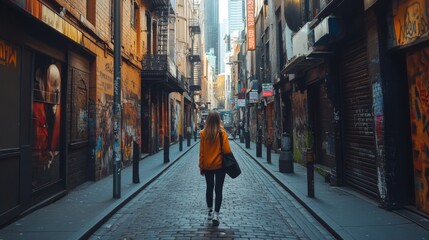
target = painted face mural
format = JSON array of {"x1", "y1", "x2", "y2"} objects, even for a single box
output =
[{"x1": 32, "y1": 55, "x2": 62, "y2": 190}]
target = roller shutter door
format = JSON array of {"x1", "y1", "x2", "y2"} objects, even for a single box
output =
[{"x1": 340, "y1": 35, "x2": 378, "y2": 198}]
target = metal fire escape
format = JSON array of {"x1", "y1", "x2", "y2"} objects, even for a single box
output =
[
  {"x1": 141, "y1": 2, "x2": 184, "y2": 93},
  {"x1": 157, "y1": 6, "x2": 169, "y2": 55},
  {"x1": 189, "y1": 1, "x2": 201, "y2": 92}
]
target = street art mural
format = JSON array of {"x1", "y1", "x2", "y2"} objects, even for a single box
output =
[
  {"x1": 95, "y1": 61, "x2": 114, "y2": 179},
  {"x1": 407, "y1": 46, "x2": 429, "y2": 214},
  {"x1": 372, "y1": 78, "x2": 387, "y2": 200},
  {"x1": 170, "y1": 100, "x2": 181, "y2": 142},
  {"x1": 121, "y1": 71, "x2": 141, "y2": 162},
  {"x1": 292, "y1": 90, "x2": 310, "y2": 162},
  {"x1": 393, "y1": 0, "x2": 429, "y2": 46},
  {"x1": 95, "y1": 94, "x2": 113, "y2": 179},
  {"x1": 32, "y1": 54, "x2": 62, "y2": 190}
]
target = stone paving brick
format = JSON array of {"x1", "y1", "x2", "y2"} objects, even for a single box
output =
[{"x1": 89, "y1": 142, "x2": 335, "y2": 240}]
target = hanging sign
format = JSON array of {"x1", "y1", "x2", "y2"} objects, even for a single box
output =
[
  {"x1": 247, "y1": 0, "x2": 256, "y2": 51},
  {"x1": 249, "y1": 90, "x2": 258, "y2": 103},
  {"x1": 262, "y1": 83, "x2": 274, "y2": 97}
]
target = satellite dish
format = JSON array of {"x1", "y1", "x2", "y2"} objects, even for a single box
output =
[{"x1": 284, "y1": 0, "x2": 303, "y2": 32}]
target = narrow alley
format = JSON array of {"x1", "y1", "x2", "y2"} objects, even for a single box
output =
[{"x1": 89, "y1": 142, "x2": 334, "y2": 239}]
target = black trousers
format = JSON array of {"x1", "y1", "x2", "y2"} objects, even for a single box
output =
[{"x1": 204, "y1": 169, "x2": 226, "y2": 212}]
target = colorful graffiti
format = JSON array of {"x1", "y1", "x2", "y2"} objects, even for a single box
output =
[
  {"x1": 393, "y1": 0, "x2": 429, "y2": 46},
  {"x1": 121, "y1": 68, "x2": 141, "y2": 162},
  {"x1": 95, "y1": 94, "x2": 114, "y2": 179},
  {"x1": 122, "y1": 90, "x2": 141, "y2": 162},
  {"x1": 407, "y1": 46, "x2": 429, "y2": 214},
  {"x1": 292, "y1": 90, "x2": 310, "y2": 162},
  {"x1": 32, "y1": 54, "x2": 62, "y2": 189}
]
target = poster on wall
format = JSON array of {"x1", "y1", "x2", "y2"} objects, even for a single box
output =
[{"x1": 32, "y1": 53, "x2": 62, "y2": 190}]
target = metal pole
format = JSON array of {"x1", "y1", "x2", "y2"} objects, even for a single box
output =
[
  {"x1": 267, "y1": 141, "x2": 271, "y2": 164},
  {"x1": 245, "y1": 89, "x2": 250, "y2": 149},
  {"x1": 179, "y1": 134, "x2": 183, "y2": 151},
  {"x1": 307, "y1": 149, "x2": 315, "y2": 198},
  {"x1": 256, "y1": 104, "x2": 262, "y2": 157},
  {"x1": 132, "y1": 141, "x2": 140, "y2": 183},
  {"x1": 113, "y1": 0, "x2": 122, "y2": 199},
  {"x1": 164, "y1": 135, "x2": 170, "y2": 163}
]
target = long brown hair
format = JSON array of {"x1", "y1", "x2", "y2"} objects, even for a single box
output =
[{"x1": 204, "y1": 111, "x2": 225, "y2": 143}]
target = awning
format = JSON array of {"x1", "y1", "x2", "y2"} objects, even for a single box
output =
[
  {"x1": 183, "y1": 92, "x2": 192, "y2": 103},
  {"x1": 280, "y1": 51, "x2": 332, "y2": 75}
]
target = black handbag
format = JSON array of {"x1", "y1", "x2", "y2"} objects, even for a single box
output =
[{"x1": 219, "y1": 132, "x2": 241, "y2": 178}]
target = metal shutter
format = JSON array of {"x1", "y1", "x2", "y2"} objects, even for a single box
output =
[{"x1": 340, "y1": 35, "x2": 378, "y2": 198}]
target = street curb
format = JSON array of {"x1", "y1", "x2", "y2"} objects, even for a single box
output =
[
  {"x1": 234, "y1": 141, "x2": 343, "y2": 240},
  {"x1": 75, "y1": 141, "x2": 199, "y2": 240}
]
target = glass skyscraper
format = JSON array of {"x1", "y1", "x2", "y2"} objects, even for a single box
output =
[{"x1": 204, "y1": 0, "x2": 219, "y2": 73}]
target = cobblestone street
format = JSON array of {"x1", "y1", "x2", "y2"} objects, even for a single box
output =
[{"x1": 90, "y1": 141, "x2": 334, "y2": 240}]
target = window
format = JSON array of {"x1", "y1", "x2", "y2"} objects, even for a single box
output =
[
  {"x1": 86, "y1": 0, "x2": 96, "y2": 26},
  {"x1": 131, "y1": 0, "x2": 138, "y2": 29},
  {"x1": 110, "y1": 0, "x2": 114, "y2": 40}
]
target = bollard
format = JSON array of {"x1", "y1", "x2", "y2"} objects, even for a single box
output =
[
  {"x1": 307, "y1": 149, "x2": 315, "y2": 198},
  {"x1": 179, "y1": 135, "x2": 183, "y2": 151},
  {"x1": 194, "y1": 131, "x2": 197, "y2": 141},
  {"x1": 267, "y1": 142, "x2": 272, "y2": 164},
  {"x1": 240, "y1": 133, "x2": 244, "y2": 143},
  {"x1": 279, "y1": 132, "x2": 293, "y2": 173},
  {"x1": 187, "y1": 132, "x2": 191, "y2": 147},
  {"x1": 256, "y1": 135, "x2": 262, "y2": 157},
  {"x1": 245, "y1": 131, "x2": 250, "y2": 149},
  {"x1": 113, "y1": 160, "x2": 121, "y2": 198},
  {"x1": 164, "y1": 136, "x2": 170, "y2": 163},
  {"x1": 132, "y1": 141, "x2": 140, "y2": 183}
]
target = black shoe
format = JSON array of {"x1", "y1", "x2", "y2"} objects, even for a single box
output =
[
  {"x1": 208, "y1": 209, "x2": 213, "y2": 220},
  {"x1": 212, "y1": 212, "x2": 219, "y2": 226}
]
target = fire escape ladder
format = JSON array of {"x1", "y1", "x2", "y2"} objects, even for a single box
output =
[{"x1": 157, "y1": 6, "x2": 169, "y2": 55}]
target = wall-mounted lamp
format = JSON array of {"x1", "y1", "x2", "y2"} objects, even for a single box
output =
[{"x1": 59, "y1": 7, "x2": 66, "y2": 17}]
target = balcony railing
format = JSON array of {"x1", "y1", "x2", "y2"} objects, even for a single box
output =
[
  {"x1": 189, "y1": 18, "x2": 201, "y2": 33},
  {"x1": 142, "y1": 54, "x2": 186, "y2": 92},
  {"x1": 142, "y1": 54, "x2": 177, "y2": 78}
]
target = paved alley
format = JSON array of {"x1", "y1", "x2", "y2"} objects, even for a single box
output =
[{"x1": 89, "y1": 142, "x2": 335, "y2": 240}]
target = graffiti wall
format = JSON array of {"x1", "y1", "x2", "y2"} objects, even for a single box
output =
[
  {"x1": 121, "y1": 65, "x2": 141, "y2": 162},
  {"x1": 393, "y1": 0, "x2": 429, "y2": 46},
  {"x1": 407, "y1": 46, "x2": 429, "y2": 214},
  {"x1": 32, "y1": 53, "x2": 62, "y2": 189},
  {"x1": 94, "y1": 56, "x2": 114, "y2": 179},
  {"x1": 292, "y1": 90, "x2": 310, "y2": 162}
]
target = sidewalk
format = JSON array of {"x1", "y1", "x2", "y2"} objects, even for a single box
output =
[
  {"x1": 234, "y1": 139, "x2": 429, "y2": 240},
  {"x1": 0, "y1": 140, "x2": 199, "y2": 240},
  {"x1": 2, "y1": 138, "x2": 429, "y2": 240}
]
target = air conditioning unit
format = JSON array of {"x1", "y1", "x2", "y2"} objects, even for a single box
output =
[{"x1": 292, "y1": 23, "x2": 314, "y2": 57}]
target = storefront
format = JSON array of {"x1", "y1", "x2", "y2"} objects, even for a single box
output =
[
  {"x1": 389, "y1": 0, "x2": 429, "y2": 214},
  {"x1": 0, "y1": 2, "x2": 72, "y2": 225}
]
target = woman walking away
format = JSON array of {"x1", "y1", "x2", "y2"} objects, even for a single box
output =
[{"x1": 199, "y1": 111, "x2": 232, "y2": 226}]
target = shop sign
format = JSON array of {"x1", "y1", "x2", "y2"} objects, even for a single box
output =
[
  {"x1": 247, "y1": 0, "x2": 256, "y2": 51},
  {"x1": 237, "y1": 99, "x2": 246, "y2": 107},
  {"x1": 249, "y1": 90, "x2": 258, "y2": 103},
  {"x1": 262, "y1": 83, "x2": 274, "y2": 97}
]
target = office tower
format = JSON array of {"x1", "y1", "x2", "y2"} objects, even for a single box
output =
[
  {"x1": 204, "y1": 0, "x2": 219, "y2": 73},
  {"x1": 228, "y1": 0, "x2": 244, "y2": 35}
]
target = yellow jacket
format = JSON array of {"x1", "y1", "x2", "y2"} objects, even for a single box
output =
[{"x1": 199, "y1": 129, "x2": 232, "y2": 171}]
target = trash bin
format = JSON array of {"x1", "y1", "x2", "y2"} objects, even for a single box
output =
[{"x1": 279, "y1": 132, "x2": 293, "y2": 173}]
